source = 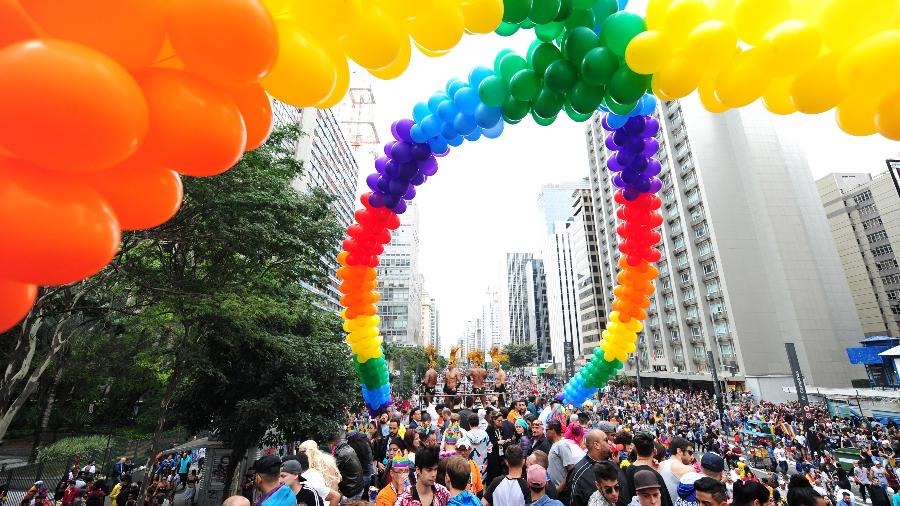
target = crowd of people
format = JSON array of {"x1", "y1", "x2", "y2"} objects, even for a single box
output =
[{"x1": 227, "y1": 371, "x2": 900, "y2": 506}]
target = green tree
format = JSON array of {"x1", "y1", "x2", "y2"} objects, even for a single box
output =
[{"x1": 505, "y1": 343, "x2": 536, "y2": 369}]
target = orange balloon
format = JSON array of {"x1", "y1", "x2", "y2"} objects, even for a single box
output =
[
  {"x1": 0, "y1": 40, "x2": 148, "y2": 173},
  {"x1": 226, "y1": 83, "x2": 274, "y2": 151},
  {"x1": 168, "y1": 0, "x2": 279, "y2": 86},
  {"x1": 0, "y1": 278, "x2": 37, "y2": 333},
  {"x1": 0, "y1": 157, "x2": 121, "y2": 285},
  {"x1": 0, "y1": 0, "x2": 41, "y2": 47},
  {"x1": 20, "y1": 0, "x2": 166, "y2": 69},
  {"x1": 84, "y1": 158, "x2": 184, "y2": 231},
  {"x1": 152, "y1": 38, "x2": 187, "y2": 70},
  {"x1": 136, "y1": 69, "x2": 247, "y2": 177}
]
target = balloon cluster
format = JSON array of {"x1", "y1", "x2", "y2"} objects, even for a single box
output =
[
  {"x1": 562, "y1": 114, "x2": 662, "y2": 406},
  {"x1": 0, "y1": 0, "x2": 282, "y2": 333},
  {"x1": 407, "y1": 68, "x2": 506, "y2": 156},
  {"x1": 337, "y1": 194, "x2": 402, "y2": 414},
  {"x1": 625, "y1": 0, "x2": 900, "y2": 139},
  {"x1": 366, "y1": 120, "x2": 442, "y2": 214},
  {"x1": 262, "y1": 0, "x2": 505, "y2": 107},
  {"x1": 494, "y1": 0, "x2": 629, "y2": 38},
  {"x1": 483, "y1": 8, "x2": 653, "y2": 125}
]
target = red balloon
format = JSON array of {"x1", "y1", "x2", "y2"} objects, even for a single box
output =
[
  {"x1": 136, "y1": 69, "x2": 246, "y2": 177},
  {"x1": 0, "y1": 157, "x2": 121, "y2": 285},
  {"x1": 84, "y1": 157, "x2": 184, "y2": 231},
  {"x1": 226, "y1": 83, "x2": 274, "y2": 151},
  {"x1": 0, "y1": 278, "x2": 37, "y2": 333}
]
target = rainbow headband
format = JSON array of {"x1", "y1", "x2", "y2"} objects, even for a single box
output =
[{"x1": 393, "y1": 451, "x2": 411, "y2": 470}]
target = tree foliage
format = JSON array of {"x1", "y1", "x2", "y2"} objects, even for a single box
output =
[{"x1": 504, "y1": 343, "x2": 536, "y2": 369}]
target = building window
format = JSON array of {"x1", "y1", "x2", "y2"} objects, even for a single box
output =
[
  {"x1": 690, "y1": 325, "x2": 701, "y2": 337},
  {"x1": 667, "y1": 311, "x2": 677, "y2": 324},
  {"x1": 686, "y1": 190, "x2": 700, "y2": 205},
  {"x1": 698, "y1": 241, "x2": 712, "y2": 256},
  {"x1": 884, "y1": 274, "x2": 900, "y2": 284},
  {"x1": 661, "y1": 277, "x2": 671, "y2": 289},
  {"x1": 888, "y1": 290, "x2": 900, "y2": 301},
  {"x1": 680, "y1": 271, "x2": 690, "y2": 283},
  {"x1": 665, "y1": 294, "x2": 674, "y2": 307},
  {"x1": 671, "y1": 329, "x2": 680, "y2": 340},
  {"x1": 714, "y1": 321, "x2": 729, "y2": 335},
  {"x1": 878, "y1": 259, "x2": 899, "y2": 271},
  {"x1": 667, "y1": 206, "x2": 679, "y2": 218},
  {"x1": 676, "y1": 253, "x2": 688, "y2": 267},
  {"x1": 671, "y1": 220, "x2": 683, "y2": 235},
  {"x1": 892, "y1": 305, "x2": 900, "y2": 315},
  {"x1": 694, "y1": 224, "x2": 707, "y2": 238},
  {"x1": 690, "y1": 206, "x2": 704, "y2": 221},
  {"x1": 872, "y1": 245, "x2": 894, "y2": 256},
  {"x1": 706, "y1": 279, "x2": 720, "y2": 294},
  {"x1": 693, "y1": 346, "x2": 705, "y2": 359},
  {"x1": 664, "y1": 189, "x2": 675, "y2": 203},
  {"x1": 686, "y1": 306, "x2": 699, "y2": 319},
  {"x1": 719, "y1": 344, "x2": 734, "y2": 359},
  {"x1": 653, "y1": 348, "x2": 664, "y2": 359},
  {"x1": 673, "y1": 347, "x2": 684, "y2": 359},
  {"x1": 854, "y1": 190, "x2": 873, "y2": 205},
  {"x1": 683, "y1": 287, "x2": 695, "y2": 300},
  {"x1": 674, "y1": 236, "x2": 685, "y2": 250},
  {"x1": 702, "y1": 261, "x2": 716, "y2": 275},
  {"x1": 863, "y1": 217, "x2": 884, "y2": 230},
  {"x1": 710, "y1": 301, "x2": 725, "y2": 314},
  {"x1": 859, "y1": 204, "x2": 877, "y2": 216}
]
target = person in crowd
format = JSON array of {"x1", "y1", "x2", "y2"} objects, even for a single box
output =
[
  {"x1": 618, "y1": 433, "x2": 675, "y2": 506},
  {"x1": 527, "y1": 464, "x2": 564, "y2": 506},
  {"x1": 531, "y1": 419, "x2": 552, "y2": 456},
  {"x1": 589, "y1": 461, "x2": 621, "y2": 506},
  {"x1": 731, "y1": 480, "x2": 770, "y2": 506},
  {"x1": 564, "y1": 430, "x2": 611, "y2": 506},
  {"x1": 395, "y1": 446, "x2": 450, "y2": 506},
  {"x1": 446, "y1": 456, "x2": 481, "y2": 506},
  {"x1": 178, "y1": 451, "x2": 192, "y2": 490},
  {"x1": 285, "y1": 452, "x2": 340, "y2": 506},
  {"x1": 548, "y1": 420, "x2": 578, "y2": 495},
  {"x1": 456, "y1": 438, "x2": 484, "y2": 498},
  {"x1": 299, "y1": 440, "x2": 342, "y2": 492},
  {"x1": 250, "y1": 456, "x2": 295, "y2": 506},
  {"x1": 836, "y1": 490, "x2": 853, "y2": 506},
  {"x1": 695, "y1": 477, "x2": 730, "y2": 506},
  {"x1": 484, "y1": 444, "x2": 529, "y2": 506},
  {"x1": 376, "y1": 452, "x2": 410, "y2": 506},
  {"x1": 659, "y1": 438, "x2": 696, "y2": 506},
  {"x1": 633, "y1": 470, "x2": 665, "y2": 506},
  {"x1": 222, "y1": 497, "x2": 250, "y2": 506},
  {"x1": 328, "y1": 432, "x2": 364, "y2": 500},
  {"x1": 280, "y1": 458, "x2": 324, "y2": 506}
]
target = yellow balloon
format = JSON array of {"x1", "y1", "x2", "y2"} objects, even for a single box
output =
[
  {"x1": 379, "y1": 0, "x2": 437, "y2": 21},
  {"x1": 698, "y1": 74, "x2": 730, "y2": 112},
  {"x1": 342, "y1": 5, "x2": 406, "y2": 71},
  {"x1": 836, "y1": 93, "x2": 880, "y2": 135},
  {"x1": 625, "y1": 30, "x2": 672, "y2": 74},
  {"x1": 290, "y1": 0, "x2": 363, "y2": 40},
  {"x1": 259, "y1": 0, "x2": 293, "y2": 21},
  {"x1": 762, "y1": 77, "x2": 798, "y2": 114},
  {"x1": 708, "y1": 0, "x2": 735, "y2": 21},
  {"x1": 414, "y1": 40, "x2": 452, "y2": 57},
  {"x1": 838, "y1": 30, "x2": 900, "y2": 96},
  {"x1": 663, "y1": 0, "x2": 712, "y2": 47},
  {"x1": 645, "y1": 0, "x2": 674, "y2": 30},
  {"x1": 409, "y1": 0, "x2": 465, "y2": 52},
  {"x1": 791, "y1": 0, "x2": 824, "y2": 22},
  {"x1": 460, "y1": 0, "x2": 504, "y2": 34},
  {"x1": 732, "y1": 0, "x2": 793, "y2": 45},
  {"x1": 652, "y1": 54, "x2": 704, "y2": 99},
  {"x1": 790, "y1": 51, "x2": 846, "y2": 113},
  {"x1": 715, "y1": 48, "x2": 771, "y2": 107},
  {"x1": 370, "y1": 36, "x2": 412, "y2": 79},
  {"x1": 818, "y1": 0, "x2": 897, "y2": 52},
  {"x1": 682, "y1": 20, "x2": 739, "y2": 70},
  {"x1": 876, "y1": 88, "x2": 900, "y2": 140},
  {"x1": 316, "y1": 45, "x2": 351, "y2": 108},
  {"x1": 758, "y1": 20, "x2": 821, "y2": 77},
  {"x1": 263, "y1": 22, "x2": 338, "y2": 106}
]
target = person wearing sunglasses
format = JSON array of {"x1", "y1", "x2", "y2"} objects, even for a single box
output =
[
  {"x1": 589, "y1": 461, "x2": 620, "y2": 506},
  {"x1": 660, "y1": 438, "x2": 696, "y2": 506}
]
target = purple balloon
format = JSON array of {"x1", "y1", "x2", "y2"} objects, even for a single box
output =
[
  {"x1": 604, "y1": 135, "x2": 619, "y2": 152},
  {"x1": 376, "y1": 176, "x2": 389, "y2": 193},
  {"x1": 383, "y1": 193, "x2": 400, "y2": 208},
  {"x1": 384, "y1": 160, "x2": 399, "y2": 177},
  {"x1": 649, "y1": 178, "x2": 663, "y2": 194},
  {"x1": 606, "y1": 157, "x2": 624, "y2": 173},
  {"x1": 600, "y1": 116, "x2": 613, "y2": 131},
  {"x1": 626, "y1": 157, "x2": 648, "y2": 173},
  {"x1": 623, "y1": 187, "x2": 641, "y2": 200},
  {"x1": 636, "y1": 177, "x2": 652, "y2": 193},
  {"x1": 622, "y1": 170, "x2": 641, "y2": 185},
  {"x1": 403, "y1": 186, "x2": 417, "y2": 200},
  {"x1": 398, "y1": 161, "x2": 418, "y2": 179},
  {"x1": 395, "y1": 118, "x2": 415, "y2": 142},
  {"x1": 411, "y1": 172, "x2": 427, "y2": 185},
  {"x1": 393, "y1": 199, "x2": 408, "y2": 214},
  {"x1": 642, "y1": 117, "x2": 660, "y2": 137},
  {"x1": 612, "y1": 130, "x2": 631, "y2": 147},
  {"x1": 390, "y1": 142, "x2": 414, "y2": 163},
  {"x1": 410, "y1": 143, "x2": 432, "y2": 161},
  {"x1": 365, "y1": 173, "x2": 380, "y2": 191},
  {"x1": 368, "y1": 192, "x2": 385, "y2": 208},
  {"x1": 642, "y1": 160, "x2": 662, "y2": 177},
  {"x1": 383, "y1": 141, "x2": 396, "y2": 157},
  {"x1": 375, "y1": 156, "x2": 388, "y2": 174},
  {"x1": 612, "y1": 173, "x2": 625, "y2": 189},
  {"x1": 418, "y1": 156, "x2": 438, "y2": 176},
  {"x1": 624, "y1": 116, "x2": 646, "y2": 135},
  {"x1": 615, "y1": 150, "x2": 639, "y2": 167},
  {"x1": 388, "y1": 179, "x2": 409, "y2": 197},
  {"x1": 642, "y1": 138, "x2": 660, "y2": 157}
]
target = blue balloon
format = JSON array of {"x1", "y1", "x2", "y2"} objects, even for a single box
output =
[
  {"x1": 465, "y1": 127, "x2": 483, "y2": 142},
  {"x1": 438, "y1": 100, "x2": 459, "y2": 123},
  {"x1": 409, "y1": 125, "x2": 427, "y2": 144},
  {"x1": 428, "y1": 93, "x2": 450, "y2": 114},
  {"x1": 606, "y1": 113, "x2": 628, "y2": 129},
  {"x1": 447, "y1": 79, "x2": 467, "y2": 99},
  {"x1": 453, "y1": 87, "x2": 480, "y2": 115},
  {"x1": 453, "y1": 113, "x2": 477, "y2": 135},
  {"x1": 618, "y1": 0, "x2": 628, "y2": 9},
  {"x1": 421, "y1": 115, "x2": 442, "y2": 138},
  {"x1": 441, "y1": 122, "x2": 458, "y2": 141},
  {"x1": 447, "y1": 135, "x2": 464, "y2": 147},
  {"x1": 474, "y1": 103, "x2": 502, "y2": 129},
  {"x1": 483, "y1": 120, "x2": 504, "y2": 139},
  {"x1": 639, "y1": 94, "x2": 657, "y2": 116},
  {"x1": 469, "y1": 66, "x2": 494, "y2": 88},
  {"x1": 412, "y1": 102, "x2": 430, "y2": 123},
  {"x1": 429, "y1": 138, "x2": 449, "y2": 154}
]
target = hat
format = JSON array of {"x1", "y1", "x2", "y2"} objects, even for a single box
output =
[
  {"x1": 701, "y1": 453, "x2": 725, "y2": 473},
  {"x1": 392, "y1": 451, "x2": 412, "y2": 470},
  {"x1": 456, "y1": 438, "x2": 472, "y2": 449},
  {"x1": 634, "y1": 470, "x2": 660, "y2": 492},
  {"x1": 526, "y1": 465, "x2": 548, "y2": 487},
  {"x1": 598, "y1": 421, "x2": 619, "y2": 433},
  {"x1": 252, "y1": 455, "x2": 281, "y2": 475},
  {"x1": 516, "y1": 419, "x2": 529, "y2": 430},
  {"x1": 280, "y1": 460, "x2": 302, "y2": 475}
]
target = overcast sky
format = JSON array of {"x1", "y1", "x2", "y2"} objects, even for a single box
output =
[{"x1": 349, "y1": 19, "x2": 900, "y2": 350}]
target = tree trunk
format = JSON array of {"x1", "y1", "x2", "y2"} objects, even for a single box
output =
[
  {"x1": 222, "y1": 444, "x2": 249, "y2": 498},
  {"x1": 29, "y1": 365, "x2": 64, "y2": 461}
]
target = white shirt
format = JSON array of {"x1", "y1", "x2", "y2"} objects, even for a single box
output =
[
  {"x1": 302, "y1": 469, "x2": 331, "y2": 501},
  {"x1": 774, "y1": 448, "x2": 787, "y2": 462},
  {"x1": 198, "y1": 448, "x2": 206, "y2": 459}
]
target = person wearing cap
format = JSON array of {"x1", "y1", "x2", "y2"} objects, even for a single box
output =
[
  {"x1": 515, "y1": 419, "x2": 532, "y2": 459},
  {"x1": 251, "y1": 456, "x2": 295, "y2": 506},
  {"x1": 279, "y1": 459, "x2": 323, "y2": 506},
  {"x1": 699, "y1": 453, "x2": 725, "y2": 482},
  {"x1": 377, "y1": 451, "x2": 411, "y2": 506},
  {"x1": 455, "y1": 438, "x2": 484, "y2": 497},
  {"x1": 589, "y1": 461, "x2": 620, "y2": 506},
  {"x1": 445, "y1": 456, "x2": 481, "y2": 506},
  {"x1": 634, "y1": 469, "x2": 664, "y2": 506},
  {"x1": 284, "y1": 453, "x2": 340, "y2": 506},
  {"x1": 527, "y1": 464, "x2": 563, "y2": 506},
  {"x1": 598, "y1": 422, "x2": 619, "y2": 441}
]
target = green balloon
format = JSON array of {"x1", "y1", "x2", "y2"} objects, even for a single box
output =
[
  {"x1": 526, "y1": 39, "x2": 542, "y2": 64},
  {"x1": 499, "y1": 53, "x2": 528, "y2": 83},
  {"x1": 529, "y1": 0, "x2": 561, "y2": 24},
  {"x1": 608, "y1": 66, "x2": 650, "y2": 104},
  {"x1": 564, "y1": 8, "x2": 595, "y2": 30},
  {"x1": 531, "y1": 109, "x2": 557, "y2": 126},
  {"x1": 478, "y1": 75, "x2": 509, "y2": 107},
  {"x1": 604, "y1": 93, "x2": 639, "y2": 115},
  {"x1": 532, "y1": 86, "x2": 564, "y2": 118},
  {"x1": 562, "y1": 26, "x2": 598, "y2": 65},
  {"x1": 581, "y1": 46, "x2": 619, "y2": 86},
  {"x1": 510, "y1": 69, "x2": 541, "y2": 101},
  {"x1": 494, "y1": 49, "x2": 514, "y2": 75},
  {"x1": 591, "y1": 0, "x2": 618, "y2": 25},
  {"x1": 544, "y1": 59, "x2": 577, "y2": 93},
  {"x1": 495, "y1": 21, "x2": 521, "y2": 36},
  {"x1": 555, "y1": 0, "x2": 573, "y2": 21},
  {"x1": 600, "y1": 11, "x2": 647, "y2": 57},
  {"x1": 503, "y1": 0, "x2": 532, "y2": 24},
  {"x1": 534, "y1": 21, "x2": 565, "y2": 42},
  {"x1": 502, "y1": 95, "x2": 531, "y2": 122},
  {"x1": 569, "y1": 79, "x2": 605, "y2": 113},
  {"x1": 521, "y1": 18, "x2": 535, "y2": 29},
  {"x1": 530, "y1": 42, "x2": 562, "y2": 77},
  {"x1": 571, "y1": 0, "x2": 593, "y2": 7}
]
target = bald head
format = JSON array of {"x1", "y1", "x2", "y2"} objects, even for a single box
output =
[
  {"x1": 586, "y1": 429, "x2": 610, "y2": 460},
  {"x1": 223, "y1": 496, "x2": 250, "y2": 506}
]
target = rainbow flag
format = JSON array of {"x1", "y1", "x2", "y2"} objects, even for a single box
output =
[{"x1": 780, "y1": 422, "x2": 796, "y2": 438}]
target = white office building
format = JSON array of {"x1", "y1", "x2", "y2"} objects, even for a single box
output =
[
  {"x1": 377, "y1": 201, "x2": 423, "y2": 346},
  {"x1": 544, "y1": 225, "x2": 582, "y2": 377}
]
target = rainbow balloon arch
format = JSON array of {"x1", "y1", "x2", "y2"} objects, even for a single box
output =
[{"x1": 0, "y1": 0, "x2": 899, "y2": 412}]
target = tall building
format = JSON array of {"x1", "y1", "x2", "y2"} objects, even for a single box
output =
[
  {"x1": 482, "y1": 286, "x2": 504, "y2": 353},
  {"x1": 531, "y1": 259, "x2": 553, "y2": 364},
  {"x1": 504, "y1": 254, "x2": 551, "y2": 363},
  {"x1": 569, "y1": 189, "x2": 606, "y2": 358},
  {"x1": 272, "y1": 102, "x2": 359, "y2": 310},
  {"x1": 421, "y1": 288, "x2": 440, "y2": 349},
  {"x1": 545, "y1": 225, "x2": 581, "y2": 377},
  {"x1": 538, "y1": 179, "x2": 591, "y2": 235},
  {"x1": 817, "y1": 170, "x2": 900, "y2": 337},
  {"x1": 463, "y1": 318, "x2": 484, "y2": 358},
  {"x1": 377, "y1": 201, "x2": 423, "y2": 346},
  {"x1": 585, "y1": 97, "x2": 866, "y2": 400}
]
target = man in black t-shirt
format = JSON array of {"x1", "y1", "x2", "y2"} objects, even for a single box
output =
[{"x1": 280, "y1": 459, "x2": 324, "y2": 506}]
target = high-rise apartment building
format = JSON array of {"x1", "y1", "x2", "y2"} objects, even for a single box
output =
[
  {"x1": 482, "y1": 286, "x2": 504, "y2": 353},
  {"x1": 585, "y1": 97, "x2": 866, "y2": 400},
  {"x1": 421, "y1": 288, "x2": 440, "y2": 349},
  {"x1": 463, "y1": 318, "x2": 484, "y2": 359},
  {"x1": 538, "y1": 179, "x2": 591, "y2": 235},
  {"x1": 531, "y1": 259, "x2": 553, "y2": 364},
  {"x1": 545, "y1": 225, "x2": 581, "y2": 377},
  {"x1": 272, "y1": 102, "x2": 359, "y2": 310},
  {"x1": 377, "y1": 201, "x2": 423, "y2": 346},
  {"x1": 504, "y1": 254, "x2": 551, "y2": 362},
  {"x1": 817, "y1": 171, "x2": 900, "y2": 337},
  {"x1": 569, "y1": 189, "x2": 606, "y2": 358}
]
